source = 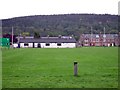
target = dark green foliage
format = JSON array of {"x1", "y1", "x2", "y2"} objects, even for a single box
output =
[
  {"x1": 34, "y1": 31, "x2": 40, "y2": 38},
  {"x1": 0, "y1": 38, "x2": 10, "y2": 48},
  {"x1": 3, "y1": 34, "x2": 18, "y2": 43},
  {"x1": 2, "y1": 14, "x2": 118, "y2": 39}
]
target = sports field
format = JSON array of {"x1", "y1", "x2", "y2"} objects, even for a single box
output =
[{"x1": 2, "y1": 47, "x2": 118, "y2": 88}]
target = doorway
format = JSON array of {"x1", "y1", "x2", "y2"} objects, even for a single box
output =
[{"x1": 37, "y1": 43, "x2": 41, "y2": 48}]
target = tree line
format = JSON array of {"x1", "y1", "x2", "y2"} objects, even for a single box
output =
[{"x1": 2, "y1": 14, "x2": 118, "y2": 40}]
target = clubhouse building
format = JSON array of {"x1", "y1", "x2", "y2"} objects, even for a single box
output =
[{"x1": 14, "y1": 36, "x2": 77, "y2": 48}]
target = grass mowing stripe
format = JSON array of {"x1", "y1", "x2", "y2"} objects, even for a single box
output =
[{"x1": 2, "y1": 47, "x2": 118, "y2": 88}]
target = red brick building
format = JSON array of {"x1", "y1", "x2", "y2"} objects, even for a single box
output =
[{"x1": 78, "y1": 34, "x2": 119, "y2": 47}]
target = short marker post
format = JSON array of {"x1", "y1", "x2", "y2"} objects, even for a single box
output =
[{"x1": 74, "y1": 61, "x2": 78, "y2": 76}]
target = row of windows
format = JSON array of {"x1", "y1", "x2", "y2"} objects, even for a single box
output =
[
  {"x1": 45, "y1": 43, "x2": 62, "y2": 46},
  {"x1": 84, "y1": 39, "x2": 116, "y2": 42},
  {"x1": 84, "y1": 39, "x2": 116, "y2": 41},
  {"x1": 24, "y1": 43, "x2": 61, "y2": 46}
]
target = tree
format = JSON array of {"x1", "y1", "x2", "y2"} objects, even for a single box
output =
[
  {"x1": 3, "y1": 33, "x2": 18, "y2": 44},
  {"x1": 34, "y1": 32, "x2": 40, "y2": 38},
  {"x1": 2, "y1": 14, "x2": 118, "y2": 39},
  {"x1": 22, "y1": 32, "x2": 30, "y2": 36}
]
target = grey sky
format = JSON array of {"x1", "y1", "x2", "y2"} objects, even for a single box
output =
[{"x1": 0, "y1": 0, "x2": 119, "y2": 19}]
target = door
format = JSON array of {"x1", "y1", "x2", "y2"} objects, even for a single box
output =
[
  {"x1": 33, "y1": 43, "x2": 34, "y2": 48},
  {"x1": 18, "y1": 43, "x2": 20, "y2": 48},
  {"x1": 37, "y1": 43, "x2": 41, "y2": 48}
]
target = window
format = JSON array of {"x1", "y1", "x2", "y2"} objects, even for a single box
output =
[
  {"x1": 57, "y1": 43, "x2": 61, "y2": 46},
  {"x1": 24, "y1": 43, "x2": 28, "y2": 46},
  {"x1": 85, "y1": 39, "x2": 88, "y2": 42},
  {"x1": 6, "y1": 43, "x2": 9, "y2": 45},
  {"x1": 96, "y1": 39, "x2": 99, "y2": 42},
  {"x1": 46, "y1": 43, "x2": 50, "y2": 46}
]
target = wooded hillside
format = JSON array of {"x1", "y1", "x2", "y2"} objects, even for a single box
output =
[{"x1": 2, "y1": 14, "x2": 118, "y2": 40}]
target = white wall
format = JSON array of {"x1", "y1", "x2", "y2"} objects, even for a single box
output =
[
  {"x1": 19, "y1": 42, "x2": 76, "y2": 48},
  {"x1": 20, "y1": 43, "x2": 33, "y2": 48},
  {"x1": 20, "y1": 43, "x2": 24, "y2": 48},
  {"x1": 61, "y1": 43, "x2": 76, "y2": 48},
  {"x1": 28, "y1": 43, "x2": 33, "y2": 48},
  {"x1": 34, "y1": 43, "x2": 38, "y2": 48},
  {"x1": 13, "y1": 43, "x2": 18, "y2": 48},
  {"x1": 13, "y1": 43, "x2": 31, "y2": 48},
  {"x1": 41, "y1": 43, "x2": 76, "y2": 48},
  {"x1": 41, "y1": 43, "x2": 46, "y2": 48}
]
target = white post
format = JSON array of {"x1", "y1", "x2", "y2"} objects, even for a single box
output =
[
  {"x1": 0, "y1": 20, "x2": 2, "y2": 90},
  {"x1": 103, "y1": 27, "x2": 106, "y2": 46},
  {"x1": 12, "y1": 27, "x2": 13, "y2": 48},
  {"x1": 91, "y1": 26, "x2": 93, "y2": 46},
  {"x1": 74, "y1": 61, "x2": 78, "y2": 76}
]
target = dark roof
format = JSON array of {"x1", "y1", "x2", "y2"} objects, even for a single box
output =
[
  {"x1": 16, "y1": 36, "x2": 34, "y2": 39},
  {"x1": 19, "y1": 37, "x2": 76, "y2": 43}
]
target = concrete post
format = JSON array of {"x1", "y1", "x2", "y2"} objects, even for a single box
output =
[{"x1": 74, "y1": 61, "x2": 78, "y2": 76}]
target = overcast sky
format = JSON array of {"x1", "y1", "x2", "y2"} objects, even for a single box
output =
[{"x1": 0, "y1": 0, "x2": 119, "y2": 19}]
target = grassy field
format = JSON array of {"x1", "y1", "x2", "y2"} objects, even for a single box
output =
[{"x1": 2, "y1": 47, "x2": 118, "y2": 88}]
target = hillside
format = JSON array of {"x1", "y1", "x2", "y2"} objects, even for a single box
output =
[{"x1": 2, "y1": 14, "x2": 118, "y2": 39}]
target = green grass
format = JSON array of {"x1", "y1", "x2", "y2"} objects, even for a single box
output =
[{"x1": 2, "y1": 47, "x2": 118, "y2": 88}]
